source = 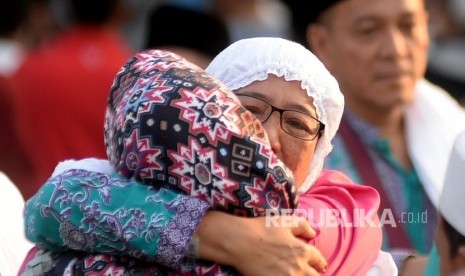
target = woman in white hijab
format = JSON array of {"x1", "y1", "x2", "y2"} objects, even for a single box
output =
[
  {"x1": 21, "y1": 38, "x2": 386, "y2": 275},
  {"x1": 0, "y1": 172, "x2": 33, "y2": 275},
  {"x1": 425, "y1": 130, "x2": 465, "y2": 276},
  {"x1": 205, "y1": 37, "x2": 385, "y2": 275}
]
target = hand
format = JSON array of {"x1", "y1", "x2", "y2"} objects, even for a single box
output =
[
  {"x1": 197, "y1": 212, "x2": 327, "y2": 276},
  {"x1": 230, "y1": 215, "x2": 327, "y2": 276}
]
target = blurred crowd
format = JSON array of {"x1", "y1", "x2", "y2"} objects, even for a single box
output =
[
  {"x1": 425, "y1": 0, "x2": 465, "y2": 105},
  {"x1": 0, "y1": 0, "x2": 296, "y2": 201},
  {"x1": 2, "y1": 0, "x2": 464, "y2": 201}
]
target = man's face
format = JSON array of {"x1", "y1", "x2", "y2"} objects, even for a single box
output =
[{"x1": 309, "y1": 0, "x2": 429, "y2": 113}]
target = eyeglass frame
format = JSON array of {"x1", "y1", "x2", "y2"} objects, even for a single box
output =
[{"x1": 236, "y1": 93, "x2": 325, "y2": 141}]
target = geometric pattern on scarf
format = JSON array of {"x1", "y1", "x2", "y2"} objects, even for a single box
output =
[{"x1": 104, "y1": 49, "x2": 298, "y2": 215}]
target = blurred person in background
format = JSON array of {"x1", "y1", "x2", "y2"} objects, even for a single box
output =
[
  {"x1": 425, "y1": 131, "x2": 465, "y2": 275},
  {"x1": 211, "y1": 0, "x2": 293, "y2": 42},
  {"x1": 283, "y1": 0, "x2": 465, "y2": 274},
  {"x1": 436, "y1": 132, "x2": 465, "y2": 276},
  {"x1": 425, "y1": 0, "x2": 465, "y2": 105},
  {"x1": 0, "y1": 76, "x2": 32, "y2": 200},
  {"x1": 144, "y1": 2, "x2": 230, "y2": 68},
  {"x1": 111, "y1": 0, "x2": 292, "y2": 53},
  {"x1": 0, "y1": 0, "x2": 30, "y2": 77},
  {"x1": 115, "y1": 0, "x2": 159, "y2": 51},
  {"x1": 0, "y1": 0, "x2": 35, "y2": 192},
  {"x1": 21, "y1": 0, "x2": 60, "y2": 50},
  {"x1": 0, "y1": 171, "x2": 33, "y2": 276},
  {"x1": 10, "y1": 0, "x2": 133, "y2": 200}
]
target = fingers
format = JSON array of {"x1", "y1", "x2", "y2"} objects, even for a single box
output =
[
  {"x1": 239, "y1": 215, "x2": 327, "y2": 276},
  {"x1": 276, "y1": 240, "x2": 327, "y2": 275},
  {"x1": 303, "y1": 266, "x2": 321, "y2": 276},
  {"x1": 305, "y1": 244, "x2": 328, "y2": 273},
  {"x1": 291, "y1": 216, "x2": 316, "y2": 239}
]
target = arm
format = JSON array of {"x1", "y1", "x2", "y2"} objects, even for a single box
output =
[
  {"x1": 25, "y1": 168, "x2": 210, "y2": 269},
  {"x1": 26, "y1": 168, "x2": 327, "y2": 274}
]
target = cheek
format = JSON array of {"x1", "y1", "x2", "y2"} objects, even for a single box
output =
[
  {"x1": 410, "y1": 29, "x2": 429, "y2": 86},
  {"x1": 332, "y1": 53, "x2": 372, "y2": 95},
  {"x1": 413, "y1": 45, "x2": 428, "y2": 78},
  {"x1": 282, "y1": 141, "x2": 316, "y2": 186}
]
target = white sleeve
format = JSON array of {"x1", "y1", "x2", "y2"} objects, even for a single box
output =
[
  {"x1": 365, "y1": 250, "x2": 398, "y2": 276},
  {"x1": 0, "y1": 172, "x2": 34, "y2": 276}
]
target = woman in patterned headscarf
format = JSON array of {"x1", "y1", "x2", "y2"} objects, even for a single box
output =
[{"x1": 21, "y1": 38, "x2": 385, "y2": 275}]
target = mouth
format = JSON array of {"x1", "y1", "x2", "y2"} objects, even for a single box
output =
[{"x1": 374, "y1": 71, "x2": 410, "y2": 83}]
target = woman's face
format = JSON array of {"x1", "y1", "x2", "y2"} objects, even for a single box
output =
[{"x1": 235, "y1": 75, "x2": 319, "y2": 188}]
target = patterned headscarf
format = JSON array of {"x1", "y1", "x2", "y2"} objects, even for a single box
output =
[
  {"x1": 206, "y1": 37, "x2": 345, "y2": 193},
  {"x1": 104, "y1": 49, "x2": 298, "y2": 215}
]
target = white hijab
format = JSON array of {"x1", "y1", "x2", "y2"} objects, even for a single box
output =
[
  {"x1": 406, "y1": 79, "x2": 465, "y2": 207},
  {"x1": 439, "y1": 130, "x2": 465, "y2": 237},
  {"x1": 206, "y1": 37, "x2": 344, "y2": 193}
]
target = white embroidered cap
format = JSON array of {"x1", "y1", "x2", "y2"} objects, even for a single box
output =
[
  {"x1": 439, "y1": 130, "x2": 465, "y2": 236},
  {"x1": 206, "y1": 37, "x2": 344, "y2": 193}
]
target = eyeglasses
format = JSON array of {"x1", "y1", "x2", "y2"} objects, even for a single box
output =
[{"x1": 236, "y1": 94, "x2": 325, "y2": 141}]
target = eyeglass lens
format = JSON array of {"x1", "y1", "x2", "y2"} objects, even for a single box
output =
[{"x1": 237, "y1": 95, "x2": 321, "y2": 140}]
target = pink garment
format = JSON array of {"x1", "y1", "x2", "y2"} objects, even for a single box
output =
[{"x1": 301, "y1": 170, "x2": 382, "y2": 275}]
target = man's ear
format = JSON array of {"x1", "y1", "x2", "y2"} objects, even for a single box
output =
[
  {"x1": 306, "y1": 24, "x2": 334, "y2": 71},
  {"x1": 458, "y1": 246, "x2": 465, "y2": 261}
]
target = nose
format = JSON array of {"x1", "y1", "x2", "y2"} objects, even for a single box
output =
[
  {"x1": 380, "y1": 27, "x2": 408, "y2": 59},
  {"x1": 262, "y1": 112, "x2": 283, "y2": 155}
]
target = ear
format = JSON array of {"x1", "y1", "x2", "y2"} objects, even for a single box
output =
[
  {"x1": 306, "y1": 24, "x2": 334, "y2": 70},
  {"x1": 458, "y1": 246, "x2": 465, "y2": 261}
]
